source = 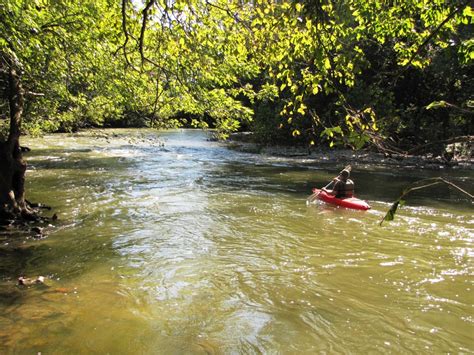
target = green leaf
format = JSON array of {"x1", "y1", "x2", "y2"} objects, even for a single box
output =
[
  {"x1": 426, "y1": 101, "x2": 447, "y2": 110},
  {"x1": 383, "y1": 201, "x2": 400, "y2": 222}
]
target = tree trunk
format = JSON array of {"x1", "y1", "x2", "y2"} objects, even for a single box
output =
[{"x1": 0, "y1": 60, "x2": 32, "y2": 221}]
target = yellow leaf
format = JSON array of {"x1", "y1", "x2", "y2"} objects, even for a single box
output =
[
  {"x1": 324, "y1": 58, "x2": 331, "y2": 70},
  {"x1": 297, "y1": 103, "x2": 307, "y2": 115},
  {"x1": 463, "y1": 6, "x2": 473, "y2": 17}
]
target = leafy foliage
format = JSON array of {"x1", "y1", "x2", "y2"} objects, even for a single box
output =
[
  {"x1": 0, "y1": 0, "x2": 472, "y2": 151},
  {"x1": 0, "y1": 0, "x2": 159, "y2": 134}
]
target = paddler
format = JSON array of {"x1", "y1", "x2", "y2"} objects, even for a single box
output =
[{"x1": 322, "y1": 167, "x2": 354, "y2": 198}]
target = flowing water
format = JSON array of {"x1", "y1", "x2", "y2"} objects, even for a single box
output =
[{"x1": 0, "y1": 129, "x2": 472, "y2": 354}]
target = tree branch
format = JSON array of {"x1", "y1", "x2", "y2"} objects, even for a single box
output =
[
  {"x1": 380, "y1": 177, "x2": 473, "y2": 225},
  {"x1": 407, "y1": 135, "x2": 473, "y2": 155},
  {"x1": 139, "y1": 0, "x2": 157, "y2": 66},
  {"x1": 120, "y1": 0, "x2": 132, "y2": 67},
  {"x1": 25, "y1": 91, "x2": 45, "y2": 97}
]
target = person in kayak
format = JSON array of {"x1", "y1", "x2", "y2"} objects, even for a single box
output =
[{"x1": 322, "y1": 168, "x2": 354, "y2": 198}]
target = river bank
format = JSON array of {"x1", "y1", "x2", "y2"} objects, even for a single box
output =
[
  {"x1": 226, "y1": 132, "x2": 473, "y2": 171},
  {"x1": 25, "y1": 128, "x2": 472, "y2": 170}
]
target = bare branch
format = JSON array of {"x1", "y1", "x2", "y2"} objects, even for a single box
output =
[
  {"x1": 39, "y1": 12, "x2": 84, "y2": 30},
  {"x1": 25, "y1": 91, "x2": 45, "y2": 97},
  {"x1": 139, "y1": 0, "x2": 157, "y2": 66},
  {"x1": 440, "y1": 177, "x2": 474, "y2": 199},
  {"x1": 380, "y1": 177, "x2": 473, "y2": 225},
  {"x1": 121, "y1": 0, "x2": 132, "y2": 67},
  {"x1": 407, "y1": 135, "x2": 473, "y2": 155},
  {"x1": 205, "y1": 1, "x2": 253, "y2": 33}
]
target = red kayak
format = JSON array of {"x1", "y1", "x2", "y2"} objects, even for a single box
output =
[{"x1": 312, "y1": 188, "x2": 371, "y2": 210}]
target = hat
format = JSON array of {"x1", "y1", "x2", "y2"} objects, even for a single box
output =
[
  {"x1": 340, "y1": 169, "x2": 350, "y2": 178},
  {"x1": 340, "y1": 165, "x2": 351, "y2": 178}
]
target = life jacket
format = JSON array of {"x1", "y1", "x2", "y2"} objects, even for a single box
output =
[
  {"x1": 334, "y1": 178, "x2": 354, "y2": 198},
  {"x1": 344, "y1": 179, "x2": 354, "y2": 197}
]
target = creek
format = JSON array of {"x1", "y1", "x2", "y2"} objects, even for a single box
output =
[{"x1": 0, "y1": 129, "x2": 472, "y2": 353}]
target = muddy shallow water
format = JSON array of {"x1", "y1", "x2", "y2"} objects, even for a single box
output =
[{"x1": 1, "y1": 129, "x2": 472, "y2": 353}]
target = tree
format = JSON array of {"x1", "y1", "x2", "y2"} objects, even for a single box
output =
[
  {"x1": 124, "y1": 0, "x2": 472, "y2": 149},
  {"x1": 0, "y1": 49, "x2": 29, "y2": 220},
  {"x1": 245, "y1": 0, "x2": 473, "y2": 150},
  {"x1": 119, "y1": 0, "x2": 265, "y2": 138},
  {"x1": 0, "y1": 0, "x2": 134, "y2": 221}
]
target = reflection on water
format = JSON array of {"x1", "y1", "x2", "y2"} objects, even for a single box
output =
[{"x1": 0, "y1": 129, "x2": 472, "y2": 353}]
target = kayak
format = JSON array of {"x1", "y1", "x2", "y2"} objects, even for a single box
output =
[{"x1": 311, "y1": 188, "x2": 371, "y2": 210}]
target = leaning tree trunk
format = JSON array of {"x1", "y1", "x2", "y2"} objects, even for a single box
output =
[{"x1": 0, "y1": 59, "x2": 32, "y2": 221}]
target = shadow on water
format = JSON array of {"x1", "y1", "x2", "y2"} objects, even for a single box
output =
[{"x1": 202, "y1": 159, "x2": 473, "y2": 209}]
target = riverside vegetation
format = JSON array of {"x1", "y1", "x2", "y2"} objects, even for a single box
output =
[{"x1": 0, "y1": 1, "x2": 472, "y2": 220}]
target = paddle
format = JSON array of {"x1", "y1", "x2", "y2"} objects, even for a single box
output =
[
  {"x1": 306, "y1": 181, "x2": 333, "y2": 204},
  {"x1": 306, "y1": 165, "x2": 352, "y2": 204}
]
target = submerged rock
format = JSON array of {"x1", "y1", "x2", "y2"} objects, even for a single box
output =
[{"x1": 17, "y1": 276, "x2": 45, "y2": 286}]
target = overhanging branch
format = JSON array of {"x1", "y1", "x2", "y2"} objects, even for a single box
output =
[
  {"x1": 380, "y1": 177, "x2": 473, "y2": 226},
  {"x1": 139, "y1": 0, "x2": 157, "y2": 66}
]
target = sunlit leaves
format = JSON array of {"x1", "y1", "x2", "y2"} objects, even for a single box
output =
[
  {"x1": 355, "y1": 0, "x2": 470, "y2": 69},
  {"x1": 1, "y1": 0, "x2": 138, "y2": 132},
  {"x1": 426, "y1": 100, "x2": 448, "y2": 110},
  {"x1": 2, "y1": 0, "x2": 470, "y2": 144}
]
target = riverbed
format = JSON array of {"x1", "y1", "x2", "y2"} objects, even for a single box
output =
[{"x1": 1, "y1": 129, "x2": 472, "y2": 353}]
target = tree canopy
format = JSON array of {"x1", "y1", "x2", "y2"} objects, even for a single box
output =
[{"x1": 1, "y1": 0, "x2": 472, "y2": 149}]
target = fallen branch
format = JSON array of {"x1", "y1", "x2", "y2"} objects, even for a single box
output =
[
  {"x1": 407, "y1": 135, "x2": 473, "y2": 155},
  {"x1": 380, "y1": 177, "x2": 473, "y2": 226}
]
